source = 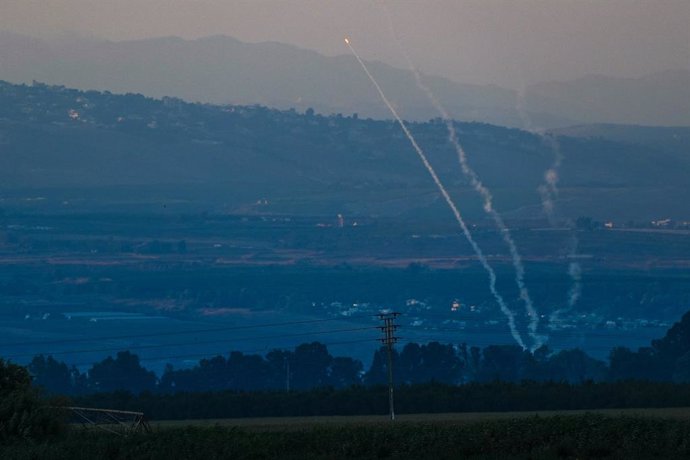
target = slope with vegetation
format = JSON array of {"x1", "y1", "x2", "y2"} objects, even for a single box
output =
[{"x1": 1, "y1": 80, "x2": 689, "y2": 221}]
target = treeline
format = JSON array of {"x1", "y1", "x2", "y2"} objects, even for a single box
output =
[
  {"x1": 72, "y1": 381, "x2": 690, "y2": 420},
  {"x1": 21, "y1": 309, "x2": 690, "y2": 396},
  {"x1": 27, "y1": 343, "x2": 363, "y2": 396},
  {"x1": 25, "y1": 342, "x2": 606, "y2": 396}
]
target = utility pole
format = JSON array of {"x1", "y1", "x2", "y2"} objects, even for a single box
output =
[{"x1": 378, "y1": 312, "x2": 400, "y2": 421}]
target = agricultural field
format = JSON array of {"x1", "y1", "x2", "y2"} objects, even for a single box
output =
[
  {"x1": 2, "y1": 210, "x2": 689, "y2": 372},
  {"x1": 5, "y1": 410, "x2": 690, "y2": 459},
  {"x1": 151, "y1": 406, "x2": 690, "y2": 429}
]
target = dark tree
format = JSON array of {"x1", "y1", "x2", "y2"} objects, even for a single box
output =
[
  {"x1": 0, "y1": 359, "x2": 65, "y2": 441},
  {"x1": 609, "y1": 346, "x2": 670, "y2": 381},
  {"x1": 653, "y1": 310, "x2": 690, "y2": 362},
  {"x1": 226, "y1": 352, "x2": 272, "y2": 390},
  {"x1": 673, "y1": 351, "x2": 690, "y2": 382},
  {"x1": 364, "y1": 347, "x2": 400, "y2": 386},
  {"x1": 87, "y1": 351, "x2": 157, "y2": 394},
  {"x1": 477, "y1": 345, "x2": 528, "y2": 382},
  {"x1": 291, "y1": 342, "x2": 332, "y2": 389},
  {"x1": 28, "y1": 355, "x2": 74, "y2": 395},
  {"x1": 265, "y1": 349, "x2": 293, "y2": 390},
  {"x1": 328, "y1": 357, "x2": 362, "y2": 388},
  {"x1": 398, "y1": 342, "x2": 462, "y2": 384},
  {"x1": 544, "y1": 349, "x2": 607, "y2": 383}
]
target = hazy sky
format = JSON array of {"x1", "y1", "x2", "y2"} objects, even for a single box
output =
[{"x1": 2, "y1": 0, "x2": 688, "y2": 88}]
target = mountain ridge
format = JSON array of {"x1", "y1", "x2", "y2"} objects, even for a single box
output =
[{"x1": 1, "y1": 32, "x2": 687, "y2": 128}]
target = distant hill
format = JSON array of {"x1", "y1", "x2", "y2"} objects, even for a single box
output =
[
  {"x1": 525, "y1": 70, "x2": 690, "y2": 127},
  {"x1": 551, "y1": 124, "x2": 690, "y2": 157},
  {"x1": 1, "y1": 32, "x2": 687, "y2": 128},
  {"x1": 0, "y1": 80, "x2": 688, "y2": 221},
  {"x1": 0, "y1": 31, "x2": 521, "y2": 127}
]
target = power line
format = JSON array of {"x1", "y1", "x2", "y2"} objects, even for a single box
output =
[
  {"x1": 65, "y1": 337, "x2": 383, "y2": 368},
  {"x1": 6, "y1": 324, "x2": 657, "y2": 361},
  {"x1": 4, "y1": 326, "x2": 378, "y2": 360},
  {"x1": 1, "y1": 314, "x2": 378, "y2": 348},
  {"x1": 407, "y1": 326, "x2": 662, "y2": 340},
  {"x1": 394, "y1": 336, "x2": 647, "y2": 353},
  {"x1": 6, "y1": 307, "x2": 663, "y2": 349},
  {"x1": 5, "y1": 308, "x2": 660, "y2": 367}
]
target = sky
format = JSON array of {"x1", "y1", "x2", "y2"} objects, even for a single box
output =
[{"x1": 1, "y1": 0, "x2": 688, "y2": 88}]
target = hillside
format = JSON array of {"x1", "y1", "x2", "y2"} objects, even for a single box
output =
[
  {"x1": 551, "y1": 123, "x2": 690, "y2": 157},
  {"x1": 1, "y1": 80, "x2": 689, "y2": 221},
  {"x1": 525, "y1": 70, "x2": 690, "y2": 127}
]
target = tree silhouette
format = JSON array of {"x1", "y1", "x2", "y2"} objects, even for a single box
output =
[
  {"x1": 87, "y1": 351, "x2": 156, "y2": 393},
  {"x1": 28, "y1": 355, "x2": 73, "y2": 395}
]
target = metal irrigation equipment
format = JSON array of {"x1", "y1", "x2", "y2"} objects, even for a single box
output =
[{"x1": 64, "y1": 406, "x2": 151, "y2": 435}]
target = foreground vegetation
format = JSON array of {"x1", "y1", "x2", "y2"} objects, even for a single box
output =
[
  {"x1": 3, "y1": 414, "x2": 690, "y2": 459},
  {"x1": 8, "y1": 316, "x2": 690, "y2": 458},
  {"x1": 6, "y1": 358, "x2": 690, "y2": 459},
  {"x1": 0, "y1": 360, "x2": 66, "y2": 443}
]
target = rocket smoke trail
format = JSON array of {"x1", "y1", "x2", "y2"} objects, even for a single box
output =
[
  {"x1": 516, "y1": 87, "x2": 562, "y2": 226},
  {"x1": 516, "y1": 88, "x2": 582, "y2": 324},
  {"x1": 344, "y1": 37, "x2": 526, "y2": 349},
  {"x1": 376, "y1": 8, "x2": 542, "y2": 350},
  {"x1": 539, "y1": 131, "x2": 582, "y2": 322},
  {"x1": 537, "y1": 136, "x2": 562, "y2": 227}
]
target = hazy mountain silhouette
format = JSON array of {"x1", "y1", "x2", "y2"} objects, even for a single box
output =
[
  {"x1": 1, "y1": 32, "x2": 687, "y2": 128},
  {"x1": 525, "y1": 70, "x2": 690, "y2": 127},
  {"x1": 551, "y1": 124, "x2": 690, "y2": 156},
  {"x1": 0, "y1": 31, "x2": 520, "y2": 126}
]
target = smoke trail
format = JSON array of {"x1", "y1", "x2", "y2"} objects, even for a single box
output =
[
  {"x1": 538, "y1": 130, "x2": 583, "y2": 317},
  {"x1": 376, "y1": 9, "x2": 542, "y2": 350},
  {"x1": 567, "y1": 251, "x2": 582, "y2": 307},
  {"x1": 549, "y1": 235, "x2": 582, "y2": 325},
  {"x1": 344, "y1": 37, "x2": 526, "y2": 349},
  {"x1": 516, "y1": 86, "x2": 582, "y2": 323},
  {"x1": 516, "y1": 87, "x2": 562, "y2": 226}
]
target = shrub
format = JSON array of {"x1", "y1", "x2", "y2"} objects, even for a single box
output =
[{"x1": 0, "y1": 359, "x2": 66, "y2": 443}]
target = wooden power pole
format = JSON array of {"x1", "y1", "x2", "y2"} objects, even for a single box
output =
[{"x1": 378, "y1": 312, "x2": 400, "y2": 421}]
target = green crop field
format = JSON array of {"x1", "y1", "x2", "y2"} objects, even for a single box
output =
[
  {"x1": 151, "y1": 406, "x2": 690, "y2": 431},
  {"x1": 6, "y1": 409, "x2": 690, "y2": 459}
]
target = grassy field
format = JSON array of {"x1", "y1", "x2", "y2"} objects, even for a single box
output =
[
  {"x1": 6, "y1": 409, "x2": 690, "y2": 459},
  {"x1": 151, "y1": 406, "x2": 690, "y2": 431}
]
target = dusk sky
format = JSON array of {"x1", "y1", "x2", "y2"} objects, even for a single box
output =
[{"x1": 1, "y1": 0, "x2": 688, "y2": 88}]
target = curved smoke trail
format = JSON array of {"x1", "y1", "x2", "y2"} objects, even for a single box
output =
[
  {"x1": 378, "y1": 7, "x2": 542, "y2": 350},
  {"x1": 344, "y1": 37, "x2": 526, "y2": 349},
  {"x1": 516, "y1": 87, "x2": 582, "y2": 324},
  {"x1": 516, "y1": 88, "x2": 561, "y2": 226}
]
